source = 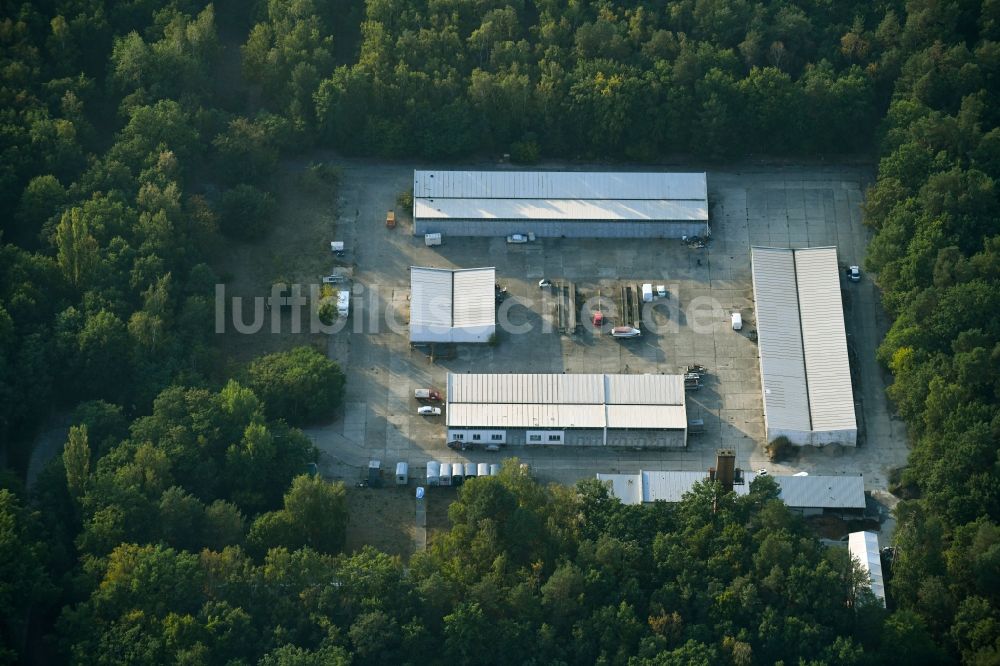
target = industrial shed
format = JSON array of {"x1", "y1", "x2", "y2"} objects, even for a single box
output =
[
  {"x1": 751, "y1": 247, "x2": 858, "y2": 447},
  {"x1": 445, "y1": 373, "x2": 687, "y2": 448},
  {"x1": 597, "y1": 471, "x2": 866, "y2": 515},
  {"x1": 409, "y1": 267, "x2": 495, "y2": 344},
  {"x1": 413, "y1": 171, "x2": 709, "y2": 238},
  {"x1": 849, "y1": 531, "x2": 886, "y2": 605}
]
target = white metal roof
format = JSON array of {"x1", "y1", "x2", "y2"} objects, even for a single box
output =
[
  {"x1": 848, "y1": 531, "x2": 886, "y2": 603},
  {"x1": 446, "y1": 373, "x2": 686, "y2": 431},
  {"x1": 598, "y1": 471, "x2": 865, "y2": 509},
  {"x1": 409, "y1": 267, "x2": 495, "y2": 341},
  {"x1": 414, "y1": 171, "x2": 707, "y2": 200},
  {"x1": 452, "y1": 268, "x2": 496, "y2": 329},
  {"x1": 604, "y1": 374, "x2": 685, "y2": 405},
  {"x1": 605, "y1": 405, "x2": 687, "y2": 430},
  {"x1": 643, "y1": 471, "x2": 754, "y2": 502},
  {"x1": 751, "y1": 247, "x2": 857, "y2": 435},
  {"x1": 794, "y1": 249, "x2": 856, "y2": 431},
  {"x1": 447, "y1": 403, "x2": 605, "y2": 429},
  {"x1": 409, "y1": 267, "x2": 453, "y2": 335},
  {"x1": 414, "y1": 198, "x2": 708, "y2": 221},
  {"x1": 596, "y1": 473, "x2": 644, "y2": 505},
  {"x1": 772, "y1": 475, "x2": 866, "y2": 509},
  {"x1": 448, "y1": 373, "x2": 606, "y2": 405}
]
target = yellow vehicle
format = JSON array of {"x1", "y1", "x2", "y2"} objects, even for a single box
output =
[{"x1": 385, "y1": 210, "x2": 396, "y2": 228}]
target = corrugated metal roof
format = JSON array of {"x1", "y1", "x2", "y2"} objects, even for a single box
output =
[
  {"x1": 643, "y1": 471, "x2": 755, "y2": 502},
  {"x1": 447, "y1": 403, "x2": 604, "y2": 428},
  {"x1": 409, "y1": 267, "x2": 495, "y2": 342},
  {"x1": 414, "y1": 198, "x2": 708, "y2": 221},
  {"x1": 598, "y1": 471, "x2": 864, "y2": 509},
  {"x1": 605, "y1": 405, "x2": 687, "y2": 429},
  {"x1": 409, "y1": 267, "x2": 453, "y2": 336},
  {"x1": 794, "y1": 249, "x2": 857, "y2": 431},
  {"x1": 452, "y1": 268, "x2": 496, "y2": 329},
  {"x1": 413, "y1": 171, "x2": 708, "y2": 200},
  {"x1": 596, "y1": 473, "x2": 643, "y2": 505},
  {"x1": 751, "y1": 247, "x2": 856, "y2": 436},
  {"x1": 848, "y1": 531, "x2": 886, "y2": 603},
  {"x1": 772, "y1": 475, "x2": 866, "y2": 509},
  {"x1": 605, "y1": 374, "x2": 685, "y2": 405},
  {"x1": 751, "y1": 248, "x2": 811, "y2": 431},
  {"x1": 448, "y1": 373, "x2": 606, "y2": 405},
  {"x1": 446, "y1": 373, "x2": 686, "y2": 431}
]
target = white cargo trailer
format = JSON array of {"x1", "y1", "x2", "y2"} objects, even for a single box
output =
[
  {"x1": 439, "y1": 462, "x2": 452, "y2": 486},
  {"x1": 426, "y1": 461, "x2": 440, "y2": 486},
  {"x1": 395, "y1": 462, "x2": 408, "y2": 485}
]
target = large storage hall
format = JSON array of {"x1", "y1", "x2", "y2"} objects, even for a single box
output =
[
  {"x1": 751, "y1": 246, "x2": 858, "y2": 447},
  {"x1": 445, "y1": 373, "x2": 688, "y2": 448},
  {"x1": 412, "y1": 170, "x2": 709, "y2": 238}
]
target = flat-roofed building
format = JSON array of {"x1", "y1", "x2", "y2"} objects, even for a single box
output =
[
  {"x1": 445, "y1": 373, "x2": 687, "y2": 448},
  {"x1": 751, "y1": 246, "x2": 857, "y2": 446},
  {"x1": 413, "y1": 171, "x2": 709, "y2": 238}
]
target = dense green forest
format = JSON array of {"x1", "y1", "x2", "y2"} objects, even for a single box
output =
[{"x1": 1, "y1": 0, "x2": 999, "y2": 663}]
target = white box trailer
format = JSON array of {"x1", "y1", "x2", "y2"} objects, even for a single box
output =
[
  {"x1": 439, "y1": 462, "x2": 452, "y2": 486},
  {"x1": 464, "y1": 462, "x2": 476, "y2": 478},
  {"x1": 642, "y1": 283, "x2": 654, "y2": 302},
  {"x1": 395, "y1": 462, "x2": 408, "y2": 485},
  {"x1": 489, "y1": 463, "x2": 500, "y2": 476},
  {"x1": 451, "y1": 463, "x2": 464, "y2": 485},
  {"x1": 477, "y1": 463, "x2": 489, "y2": 477},
  {"x1": 337, "y1": 290, "x2": 350, "y2": 317},
  {"x1": 426, "y1": 461, "x2": 440, "y2": 486}
]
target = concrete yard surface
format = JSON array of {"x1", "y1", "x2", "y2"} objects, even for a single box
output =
[{"x1": 305, "y1": 161, "x2": 909, "y2": 500}]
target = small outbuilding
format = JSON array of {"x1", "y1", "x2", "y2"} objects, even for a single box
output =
[
  {"x1": 395, "y1": 462, "x2": 408, "y2": 485},
  {"x1": 409, "y1": 267, "x2": 496, "y2": 344}
]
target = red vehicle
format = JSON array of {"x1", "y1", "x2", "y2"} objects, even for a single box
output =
[{"x1": 414, "y1": 388, "x2": 442, "y2": 402}]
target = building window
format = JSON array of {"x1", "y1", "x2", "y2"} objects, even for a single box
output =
[
  {"x1": 491, "y1": 434, "x2": 502, "y2": 441},
  {"x1": 547, "y1": 434, "x2": 562, "y2": 442},
  {"x1": 529, "y1": 435, "x2": 542, "y2": 442},
  {"x1": 453, "y1": 434, "x2": 464, "y2": 440},
  {"x1": 472, "y1": 434, "x2": 481, "y2": 441}
]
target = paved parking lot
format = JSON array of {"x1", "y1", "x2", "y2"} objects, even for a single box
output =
[{"x1": 304, "y1": 161, "x2": 909, "y2": 494}]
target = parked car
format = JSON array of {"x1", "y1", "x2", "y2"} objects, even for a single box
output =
[
  {"x1": 611, "y1": 326, "x2": 641, "y2": 338},
  {"x1": 538, "y1": 279, "x2": 551, "y2": 288},
  {"x1": 417, "y1": 406, "x2": 441, "y2": 416},
  {"x1": 485, "y1": 444, "x2": 501, "y2": 452},
  {"x1": 447, "y1": 440, "x2": 471, "y2": 451},
  {"x1": 506, "y1": 234, "x2": 528, "y2": 243},
  {"x1": 322, "y1": 274, "x2": 346, "y2": 284},
  {"x1": 330, "y1": 241, "x2": 345, "y2": 256},
  {"x1": 656, "y1": 284, "x2": 667, "y2": 298},
  {"x1": 731, "y1": 312, "x2": 743, "y2": 330},
  {"x1": 848, "y1": 265, "x2": 861, "y2": 282}
]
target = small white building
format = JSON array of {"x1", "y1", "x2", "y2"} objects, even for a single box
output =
[
  {"x1": 751, "y1": 247, "x2": 857, "y2": 447},
  {"x1": 849, "y1": 530, "x2": 886, "y2": 605},
  {"x1": 409, "y1": 266, "x2": 495, "y2": 344}
]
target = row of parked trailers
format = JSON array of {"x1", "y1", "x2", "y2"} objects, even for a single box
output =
[{"x1": 426, "y1": 461, "x2": 500, "y2": 486}]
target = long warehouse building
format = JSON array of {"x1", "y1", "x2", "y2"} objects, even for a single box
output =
[
  {"x1": 597, "y1": 470, "x2": 866, "y2": 516},
  {"x1": 445, "y1": 373, "x2": 687, "y2": 448},
  {"x1": 413, "y1": 170, "x2": 709, "y2": 238},
  {"x1": 751, "y1": 247, "x2": 857, "y2": 447}
]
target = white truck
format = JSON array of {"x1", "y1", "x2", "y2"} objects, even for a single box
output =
[
  {"x1": 337, "y1": 290, "x2": 350, "y2": 318},
  {"x1": 642, "y1": 283, "x2": 654, "y2": 303}
]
